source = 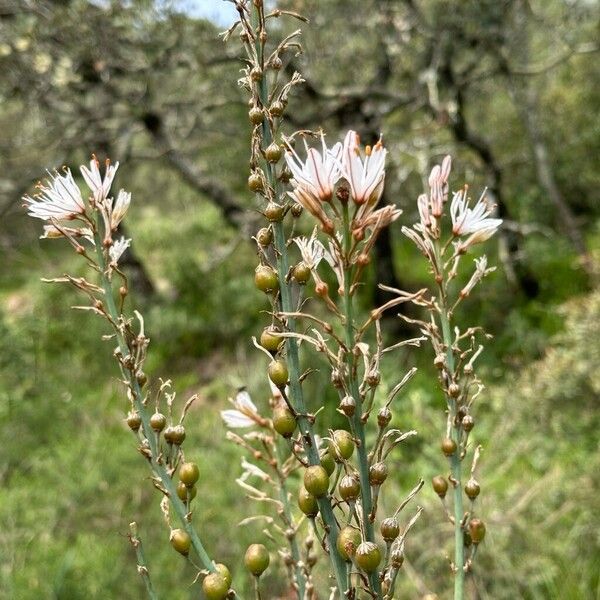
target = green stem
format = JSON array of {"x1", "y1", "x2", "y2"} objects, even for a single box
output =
[
  {"x1": 438, "y1": 285, "x2": 465, "y2": 600},
  {"x1": 341, "y1": 204, "x2": 382, "y2": 599},
  {"x1": 94, "y1": 232, "x2": 218, "y2": 578},
  {"x1": 129, "y1": 523, "x2": 159, "y2": 600},
  {"x1": 274, "y1": 439, "x2": 306, "y2": 600},
  {"x1": 250, "y1": 7, "x2": 348, "y2": 596}
]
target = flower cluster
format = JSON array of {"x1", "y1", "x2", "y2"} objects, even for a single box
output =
[{"x1": 23, "y1": 157, "x2": 131, "y2": 270}]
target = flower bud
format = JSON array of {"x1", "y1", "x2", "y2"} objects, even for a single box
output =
[
  {"x1": 315, "y1": 281, "x2": 328, "y2": 297},
  {"x1": 336, "y1": 526, "x2": 361, "y2": 561},
  {"x1": 380, "y1": 517, "x2": 400, "y2": 542},
  {"x1": 245, "y1": 543, "x2": 270, "y2": 576},
  {"x1": 465, "y1": 478, "x2": 480, "y2": 500},
  {"x1": 441, "y1": 437, "x2": 457, "y2": 456},
  {"x1": 432, "y1": 475, "x2": 448, "y2": 498},
  {"x1": 268, "y1": 359, "x2": 288, "y2": 387},
  {"x1": 303, "y1": 465, "x2": 329, "y2": 497},
  {"x1": 328, "y1": 430, "x2": 355, "y2": 461},
  {"x1": 339, "y1": 474, "x2": 360, "y2": 502},
  {"x1": 355, "y1": 541, "x2": 382, "y2": 572},
  {"x1": 170, "y1": 528, "x2": 191, "y2": 555}
]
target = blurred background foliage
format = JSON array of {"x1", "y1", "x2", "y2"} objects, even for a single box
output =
[{"x1": 0, "y1": 0, "x2": 599, "y2": 598}]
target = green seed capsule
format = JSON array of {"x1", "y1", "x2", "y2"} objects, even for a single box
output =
[
  {"x1": 265, "y1": 142, "x2": 282, "y2": 163},
  {"x1": 150, "y1": 411, "x2": 166, "y2": 432},
  {"x1": 260, "y1": 327, "x2": 282, "y2": 353},
  {"x1": 441, "y1": 437, "x2": 457, "y2": 456},
  {"x1": 254, "y1": 265, "x2": 279, "y2": 293},
  {"x1": 215, "y1": 563, "x2": 232, "y2": 588},
  {"x1": 292, "y1": 261, "x2": 311, "y2": 284},
  {"x1": 465, "y1": 478, "x2": 480, "y2": 500},
  {"x1": 328, "y1": 430, "x2": 355, "y2": 461},
  {"x1": 268, "y1": 359, "x2": 288, "y2": 387},
  {"x1": 170, "y1": 528, "x2": 191, "y2": 555},
  {"x1": 270, "y1": 101, "x2": 284, "y2": 117},
  {"x1": 249, "y1": 106, "x2": 264, "y2": 125},
  {"x1": 248, "y1": 172, "x2": 263, "y2": 192},
  {"x1": 272, "y1": 405, "x2": 296, "y2": 438},
  {"x1": 244, "y1": 543, "x2": 270, "y2": 576},
  {"x1": 432, "y1": 475, "x2": 449, "y2": 498},
  {"x1": 355, "y1": 541, "x2": 382, "y2": 572},
  {"x1": 369, "y1": 462, "x2": 388, "y2": 486},
  {"x1": 264, "y1": 201, "x2": 285, "y2": 222},
  {"x1": 203, "y1": 573, "x2": 229, "y2": 600},
  {"x1": 256, "y1": 227, "x2": 273, "y2": 247},
  {"x1": 176, "y1": 481, "x2": 197, "y2": 502},
  {"x1": 164, "y1": 424, "x2": 186, "y2": 445},
  {"x1": 320, "y1": 452, "x2": 336, "y2": 476},
  {"x1": 336, "y1": 526, "x2": 361, "y2": 561},
  {"x1": 179, "y1": 462, "x2": 200, "y2": 486},
  {"x1": 298, "y1": 486, "x2": 319, "y2": 517},
  {"x1": 468, "y1": 518, "x2": 486, "y2": 544},
  {"x1": 126, "y1": 411, "x2": 141, "y2": 432},
  {"x1": 380, "y1": 517, "x2": 400, "y2": 542},
  {"x1": 303, "y1": 465, "x2": 330, "y2": 498},
  {"x1": 339, "y1": 474, "x2": 360, "y2": 502}
]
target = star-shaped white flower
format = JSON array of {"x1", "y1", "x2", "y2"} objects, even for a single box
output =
[
  {"x1": 24, "y1": 168, "x2": 86, "y2": 221},
  {"x1": 108, "y1": 236, "x2": 131, "y2": 264},
  {"x1": 221, "y1": 390, "x2": 260, "y2": 428},
  {"x1": 341, "y1": 130, "x2": 387, "y2": 205},
  {"x1": 285, "y1": 133, "x2": 342, "y2": 202},
  {"x1": 80, "y1": 156, "x2": 119, "y2": 204},
  {"x1": 450, "y1": 188, "x2": 502, "y2": 246},
  {"x1": 294, "y1": 230, "x2": 325, "y2": 270}
]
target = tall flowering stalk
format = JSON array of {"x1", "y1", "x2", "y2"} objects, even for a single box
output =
[
  {"x1": 399, "y1": 157, "x2": 501, "y2": 599},
  {"x1": 223, "y1": 3, "x2": 425, "y2": 599},
  {"x1": 23, "y1": 159, "x2": 240, "y2": 600}
]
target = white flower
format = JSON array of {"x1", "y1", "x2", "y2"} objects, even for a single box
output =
[
  {"x1": 108, "y1": 236, "x2": 131, "y2": 264},
  {"x1": 285, "y1": 133, "x2": 342, "y2": 202},
  {"x1": 294, "y1": 230, "x2": 325, "y2": 270},
  {"x1": 460, "y1": 256, "x2": 496, "y2": 298},
  {"x1": 23, "y1": 168, "x2": 86, "y2": 221},
  {"x1": 341, "y1": 130, "x2": 387, "y2": 205},
  {"x1": 240, "y1": 457, "x2": 271, "y2": 483},
  {"x1": 41, "y1": 224, "x2": 93, "y2": 242},
  {"x1": 221, "y1": 390, "x2": 260, "y2": 428},
  {"x1": 428, "y1": 155, "x2": 452, "y2": 218},
  {"x1": 450, "y1": 188, "x2": 502, "y2": 246},
  {"x1": 110, "y1": 190, "x2": 131, "y2": 229},
  {"x1": 402, "y1": 225, "x2": 436, "y2": 263},
  {"x1": 80, "y1": 156, "x2": 119, "y2": 203}
]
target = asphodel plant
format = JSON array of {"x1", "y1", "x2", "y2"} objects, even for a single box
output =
[{"x1": 23, "y1": 2, "x2": 501, "y2": 599}]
